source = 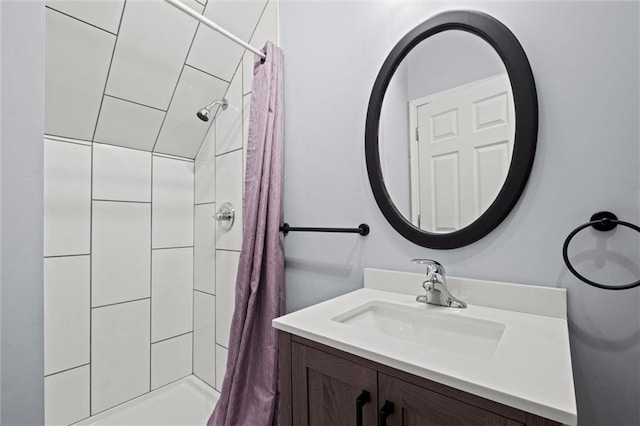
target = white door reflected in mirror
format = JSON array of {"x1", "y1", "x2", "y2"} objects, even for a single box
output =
[
  {"x1": 379, "y1": 30, "x2": 515, "y2": 233},
  {"x1": 410, "y1": 73, "x2": 514, "y2": 232}
]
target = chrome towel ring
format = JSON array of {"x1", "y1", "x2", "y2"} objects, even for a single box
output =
[{"x1": 562, "y1": 211, "x2": 640, "y2": 290}]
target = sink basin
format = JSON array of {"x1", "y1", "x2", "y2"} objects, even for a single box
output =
[{"x1": 332, "y1": 301, "x2": 505, "y2": 360}]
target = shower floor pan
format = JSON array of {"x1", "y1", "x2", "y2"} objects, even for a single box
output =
[{"x1": 75, "y1": 376, "x2": 219, "y2": 426}]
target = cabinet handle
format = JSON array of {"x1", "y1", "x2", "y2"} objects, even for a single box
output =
[
  {"x1": 378, "y1": 400, "x2": 394, "y2": 426},
  {"x1": 356, "y1": 390, "x2": 371, "y2": 426}
]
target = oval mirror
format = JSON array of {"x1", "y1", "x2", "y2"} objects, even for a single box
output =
[{"x1": 365, "y1": 10, "x2": 537, "y2": 249}]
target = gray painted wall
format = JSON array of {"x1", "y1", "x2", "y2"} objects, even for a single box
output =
[
  {"x1": 0, "y1": 1, "x2": 45, "y2": 424},
  {"x1": 280, "y1": 2, "x2": 639, "y2": 425},
  {"x1": 406, "y1": 29, "x2": 504, "y2": 99}
]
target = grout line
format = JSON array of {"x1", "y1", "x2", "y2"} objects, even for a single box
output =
[
  {"x1": 151, "y1": 331, "x2": 193, "y2": 346},
  {"x1": 194, "y1": 202, "x2": 216, "y2": 206},
  {"x1": 44, "y1": 135, "x2": 92, "y2": 147},
  {"x1": 87, "y1": 385, "x2": 155, "y2": 419},
  {"x1": 215, "y1": 146, "x2": 243, "y2": 158},
  {"x1": 89, "y1": 0, "x2": 127, "y2": 144},
  {"x1": 92, "y1": 199, "x2": 151, "y2": 204},
  {"x1": 89, "y1": 119, "x2": 96, "y2": 415},
  {"x1": 149, "y1": 150, "x2": 154, "y2": 393},
  {"x1": 197, "y1": 374, "x2": 217, "y2": 391},
  {"x1": 92, "y1": 297, "x2": 151, "y2": 310},
  {"x1": 103, "y1": 94, "x2": 167, "y2": 113},
  {"x1": 184, "y1": 63, "x2": 230, "y2": 84},
  {"x1": 45, "y1": 6, "x2": 118, "y2": 37},
  {"x1": 194, "y1": 288, "x2": 215, "y2": 297},
  {"x1": 152, "y1": 246, "x2": 194, "y2": 251},
  {"x1": 88, "y1": 139, "x2": 154, "y2": 155},
  {"x1": 152, "y1": 152, "x2": 196, "y2": 163},
  {"x1": 192, "y1": 150, "x2": 197, "y2": 377},
  {"x1": 44, "y1": 363, "x2": 91, "y2": 379},
  {"x1": 151, "y1": 15, "x2": 202, "y2": 153},
  {"x1": 44, "y1": 253, "x2": 90, "y2": 259},
  {"x1": 215, "y1": 248, "x2": 241, "y2": 253},
  {"x1": 192, "y1": 290, "x2": 196, "y2": 377}
]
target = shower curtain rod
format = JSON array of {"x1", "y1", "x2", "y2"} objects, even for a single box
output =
[{"x1": 164, "y1": 0, "x2": 267, "y2": 61}]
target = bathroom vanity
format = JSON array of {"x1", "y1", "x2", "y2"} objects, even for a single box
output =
[{"x1": 273, "y1": 269, "x2": 577, "y2": 426}]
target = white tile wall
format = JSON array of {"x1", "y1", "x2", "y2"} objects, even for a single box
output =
[
  {"x1": 215, "y1": 345, "x2": 228, "y2": 391},
  {"x1": 45, "y1": 365, "x2": 90, "y2": 426},
  {"x1": 151, "y1": 333, "x2": 193, "y2": 390},
  {"x1": 187, "y1": 0, "x2": 267, "y2": 82},
  {"x1": 242, "y1": 52, "x2": 253, "y2": 96},
  {"x1": 91, "y1": 299, "x2": 151, "y2": 414},
  {"x1": 44, "y1": 256, "x2": 90, "y2": 376},
  {"x1": 195, "y1": 127, "x2": 216, "y2": 204},
  {"x1": 193, "y1": 291, "x2": 215, "y2": 387},
  {"x1": 242, "y1": 0, "x2": 279, "y2": 95},
  {"x1": 252, "y1": 0, "x2": 279, "y2": 55},
  {"x1": 195, "y1": 204, "x2": 216, "y2": 294},
  {"x1": 152, "y1": 156, "x2": 195, "y2": 248},
  {"x1": 105, "y1": 0, "x2": 203, "y2": 110},
  {"x1": 45, "y1": 9, "x2": 115, "y2": 141},
  {"x1": 93, "y1": 143, "x2": 152, "y2": 202},
  {"x1": 44, "y1": 1, "x2": 280, "y2": 421},
  {"x1": 151, "y1": 248, "x2": 194, "y2": 342},
  {"x1": 215, "y1": 250, "x2": 239, "y2": 348},
  {"x1": 93, "y1": 96, "x2": 165, "y2": 152},
  {"x1": 44, "y1": 139, "x2": 92, "y2": 257},
  {"x1": 46, "y1": 0, "x2": 125, "y2": 34},
  {"x1": 216, "y1": 70, "x2": 243, "y2": 156},
  {"x1": 154, "y1": 66, "x2": 229, "y2": 159},
  {"x1": 92, "y1": 201, "x2": 151, "y2": 307},
  {"x1": 215, "y1": 150, "x2": 243, "y2": 250}
]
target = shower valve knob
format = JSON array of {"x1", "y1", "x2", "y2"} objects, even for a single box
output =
[{"x1": 213, "y1": 202, "x2": 235, "y2": 231}]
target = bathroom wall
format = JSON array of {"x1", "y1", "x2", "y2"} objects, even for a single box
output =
[
  {"x1": 44, "y1": 139, "x2": 196, "y2": 425},
  {"x1": 44, "y1": 0, "x2": 277, "y2": 424},
  {"x1": 0, "y1": 1, "x2": 45, "y2": 424},
  {"x1": 281, "y1": 2, "x2": 639, "y2": 425},
  {"x1": 192, "y1": 0, "x2": 279, "y2": 391}
]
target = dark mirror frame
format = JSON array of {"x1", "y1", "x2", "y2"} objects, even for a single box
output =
[{"x1": 365, "y1": 10, "x2": 538, "y2": 249}]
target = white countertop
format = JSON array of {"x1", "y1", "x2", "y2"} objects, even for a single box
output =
[{"x1": 272, "y1": 269, "x2": 577, "y2": 425}]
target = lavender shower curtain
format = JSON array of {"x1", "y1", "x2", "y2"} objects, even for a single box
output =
[{"x1": 208, "y1": 42, "x2": 285, "y2": 426}]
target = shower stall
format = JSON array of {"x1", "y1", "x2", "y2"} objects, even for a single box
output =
[{"x1": 43, "y1": 0, "x2": 278, "y2": 424}]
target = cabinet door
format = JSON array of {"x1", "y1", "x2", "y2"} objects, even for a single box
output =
[
  {"x1": 379, "y1": 373, "x2": 523, "y2": 426},
  {"x1": 292, "y1": 342, "x2": 378, "y2": 426}
]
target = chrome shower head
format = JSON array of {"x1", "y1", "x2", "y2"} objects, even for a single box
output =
[{"x1": 196, "y1": 98, "x2": 228, "y2": 122}]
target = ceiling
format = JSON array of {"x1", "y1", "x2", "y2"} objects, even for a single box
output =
[{"x1": 45, "y1": 0, "x2": 269, "y2": 159}]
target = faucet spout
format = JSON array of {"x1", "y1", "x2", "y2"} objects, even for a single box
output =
[{"x1": 412, "y1": 259, "x2": 467, "y2": 309}]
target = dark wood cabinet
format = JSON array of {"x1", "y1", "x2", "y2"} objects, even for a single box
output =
[
  {"x1": 279, "y1": 332, "x2": 560, "y2": 426},
  {"x1": 378, "y1": 373, "x2": 520, "y2": 426},
  {"x1": 292, "y1": 342, "x2": 377, "y2": 425}
]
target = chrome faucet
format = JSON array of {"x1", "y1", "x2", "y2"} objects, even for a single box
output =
[{"x1": 412, "y1": 259, "x2": 467, "y2": 308}]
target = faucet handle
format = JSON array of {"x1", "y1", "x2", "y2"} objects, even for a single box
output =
[{"x1": 411, "y1": 259, "x2": 445, "y2": 276}]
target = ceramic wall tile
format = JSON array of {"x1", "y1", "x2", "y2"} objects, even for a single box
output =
[
  {"x1": 93, "y1": 143, "x2": 152, "y2": 202},
  {"x1": 44, "y1": 256, "x2": 90, "y2": 376},
  {"x1": 152, "y1": 156, "x2": 194, "y2": 248},
  {"x1": 151, "y1": 333, "x2": 193, "y2": 390},
  {"x1": 91, "y1": 299, "x2": 150, "y2": 414},
  {"x1": 92, "y1": 201, "x2": 151, "y2": 306},
  {"x1": 151, "y1": 248, "x2": 194, "y2": 342},
  {"x1": 45, "y1": 9, "x2": 115, "y2": 140},
  {"x1": 44, "y1": 139, "x2": 91, "y2": 257},
  {"x1": 93, "y1": 96, "x2": 165, "y2": 152}
]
